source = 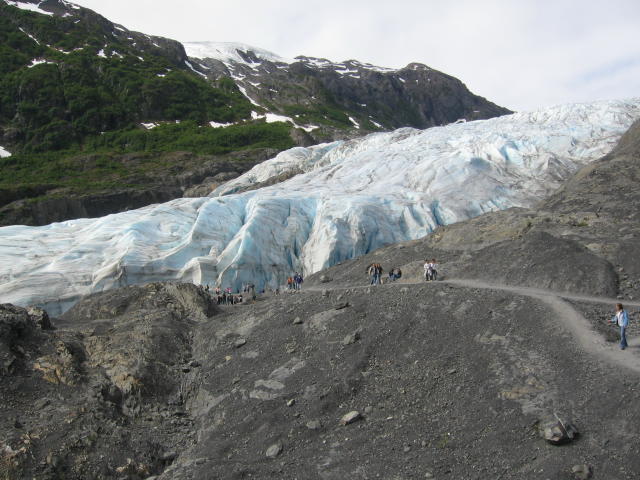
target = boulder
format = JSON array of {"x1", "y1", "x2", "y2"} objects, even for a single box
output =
[
  {"x1": 340, "y1": 411, "x2": 362, "y2": 426},
  {"x1": 265, "y1": 442, "x2": 283, "y2": 458},
  {"x1": 540, "y1": 417, "x2": 579, "y2": 445}
]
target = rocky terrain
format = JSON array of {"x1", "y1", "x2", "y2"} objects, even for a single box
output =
[{"x1": 1, "y1": 121, "x2": 640, "y2": 479}]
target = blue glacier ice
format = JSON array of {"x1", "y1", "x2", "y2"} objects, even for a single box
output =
[{"x1": 0, "y1": 99, "x2": 639, "y2": 314}]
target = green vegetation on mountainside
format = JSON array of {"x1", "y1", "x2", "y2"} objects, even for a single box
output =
[
  {"x1": 0, "y1": 121, "x2": 294, "y2": 194},
  {"x1": 0, "y1": 3, "x2": 295, "y2": 198}
]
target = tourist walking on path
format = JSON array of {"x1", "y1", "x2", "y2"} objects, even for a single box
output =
[
  {"x1": 611, "y1": 303, "x2": 629, "y2": 350},
  {"x1": 294, "y1": 273, "x2": 303, "y2": 291}
]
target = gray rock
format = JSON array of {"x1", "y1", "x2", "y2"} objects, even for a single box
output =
[
  {"x1": 161, "y1": 451, "x2": 178, "y2": 462},
  {"x1": 334, "y1": 302, "x2": 350, "y2": 310},
  {"x1": 321, "y1": 289, "x2": 329, "y2": 297},
  {"x1": 34, "y1": 398, "x2": 51, "y2": 410},
  {"x1": 286, "y1": 399, "x2": 295, "y2": 407},
  {"x1": 27, "y1": 306, "x2": 53, "y2": 330},
  {"x1": 306, "y1": 420, "x2": 321, "y2": 430},
  {"x1": 234, "y1": 338, "x2": 247, "y2": 348},
  {"x1": 342, "y1": 331, "x2": 360, "y2": 345},
  {"x1": 292, "y1": 316, "x2": 303, "y2": 325},
  {"x1": 364, "y1": 406, "x2": 374, "y2": 415},
  {"x1": 540, "y1": 417, "x2": 579, "y2": 445},
  {"x1": 340, "y1": 411, "x2": 362, "y2": 425},
  {"x1": 571, "y1": 464, "x2": 593, "y2": 480},
  {"x1": 265, "y1": 442, "x2": 283, "y2": 458},
  {"x1": 319, "y1": 275, "x2": 331, "y2": 283}
]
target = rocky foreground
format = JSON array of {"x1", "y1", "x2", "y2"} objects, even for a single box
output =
[{"x1": 2, "y1": 122, "x2": 640, "y2": 479}]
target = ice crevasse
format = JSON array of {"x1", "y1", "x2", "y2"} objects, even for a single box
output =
[{"x1": 0, "y1": 99, "x2": 639, "y2": 314}]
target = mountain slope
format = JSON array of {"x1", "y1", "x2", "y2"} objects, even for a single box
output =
[
  {"x1": 184, "y1": 41, "x2": 512, "y2": 139},
  {"x1": 0, "y1": 99, "x2": 637, "y2": 315}
]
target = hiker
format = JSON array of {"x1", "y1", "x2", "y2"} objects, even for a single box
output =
[
  {"x1": 287, "y1": 276, "x2": 293, "y2": 290},
  {"x1": 295, "y1": 273, "x2": 303, "y2": 291},
  {"x1": 611, "y1": 303, "x2": 629, "y2": 350},
  {"x1": 250, "y1": 283, "x2": 256, "y2": 301},
  {"x1": 367, "y1": 264, "x2": 376, "y2": 285},
  {"x1": 389, "y1": 267, "x2": 402, "y2": 282},
  {"x1": 215, "y1": 286, "x2": 222, "y2": 304},
  {"x1": 425, "y1": 258, "x2": 438, "y2": 281},
  {"x1": 369, "y1": 263, "x2": 382, "y2": 285}
]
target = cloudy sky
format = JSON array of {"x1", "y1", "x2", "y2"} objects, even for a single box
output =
[{"x1": 71, "y1": 0, "x2": 639, "y2": 112}]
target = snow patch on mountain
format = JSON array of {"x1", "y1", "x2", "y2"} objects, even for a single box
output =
[
  {"x1": 0, "y1": 146, "x2": 11, "y2": 158},
  {"x1": 3, "y1": 0, "x2": 53, "y2": 15},
  {"x1": 183, "y1": 41, "x2": 292, "y2": 66},
  {"x1": 0, "y1": 99, "x2": 638, "y2": 315}
]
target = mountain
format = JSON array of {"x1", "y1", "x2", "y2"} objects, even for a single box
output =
[
  {"x1": 1, "y1": 98, "x2": 637, "y2": 315},
  {"x1": 183, "y1": 41, "x2": 511, "y2": 139},
  {"x1": 2, "y1": 118, "x2": 640, "y2": 479},
  {"x1": 0, "y1": 0, "x2": 511, "y2": 226}
]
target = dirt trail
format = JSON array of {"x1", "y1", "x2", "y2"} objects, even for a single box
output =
[{"x1": 307, "y1": 277, "x2": 640, "y2": 374}]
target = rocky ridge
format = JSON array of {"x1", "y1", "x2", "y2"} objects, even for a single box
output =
[{"x1": 186, "y1": 42, "x2": 512, "y2": 141}]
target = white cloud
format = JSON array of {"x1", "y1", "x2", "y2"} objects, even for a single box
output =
[{"x1": 71, "y1": 0, "x2": 640, "y2": 111}]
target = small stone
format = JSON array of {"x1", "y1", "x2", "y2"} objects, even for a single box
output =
[
  {"x1": 403, "y1": 445, "x2": 411, "y2": 453},
  {"x1": 234, "y1": 338, "x2": 247, "y2": 348},
  {"x1": 182, "y1": 367, "x2": 191, "y2": 373},
  {"x1": 340, "y1": 411, "x2": 362, "y2": 426},
  {"x1": 364, "y1": 406, "x2": 374, "y2": 415},
  {"x1": 35, "y1": 398, "x2": 51, "y2": 410},
  {"x1": 334, "y1": 302, "x2": 350, "y2": 310},
  {"x1": 424, "y1": 473, "x2": 434, "y2": 479},
  {"x1": 319, "y1": 275, "x2": 331, "y2": 283},
  {"x1": 161, "y1": 451, "x2": 177, "y2": 462},
  {"x1": 306, "y1": 420, "x2": 321, "y2": 430},
  {"x1": 447, "y1": 368, "x2": 457, "y2": 374},
  {"x1": 571, "y1": 464, "x2": 593, "y2": 480},
  {"x1": 190, "y1": 361, "x2": 201, "y2": 367},
  {"x1": 265, "y1": 442, "x2": 283, "y2": 458},
  {"x1": 342, "y1": 332, "x2": 360, "y2": 345},
  {"x1": 322, "y1": 289, "x2": 329, "y2": 297},
  {"x1": 286, "y1": 399, "x2": 295, "y2": 407},
  {"x1": 293, "y1": 317, "x2": 303, "y2": 325}
]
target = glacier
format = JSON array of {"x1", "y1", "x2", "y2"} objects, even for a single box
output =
[{"x1": 0, "y1": 99, "x2": 639, "y2": 314}]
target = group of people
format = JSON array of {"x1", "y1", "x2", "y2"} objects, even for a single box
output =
[
  {"x1": 367, "y1": 263, "x2": 384, "y2": 285},
  {"x1": 366, "y1": 264, "x2": 402, "y2": 285},
  {"x1": 202, "y1": 284, "x2": 257, "y2": 305},
  {"x1": 423, "y1": 258, "x2": 438, "y2": 281},
  {"x1": 287, "y1": 272, "x2": 304, "y2": 291}
]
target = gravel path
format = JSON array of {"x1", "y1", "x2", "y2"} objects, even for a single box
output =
[{"x1": 308, "y1": 277, "x2": 640, "y2": 373}]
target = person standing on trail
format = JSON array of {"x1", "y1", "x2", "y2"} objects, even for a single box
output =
[
  {"x1": 295, "y1": 273, "x2": 303, "y2": 291},
  {"x1": 368, "y1": 263, "x2": 376, "y2": 285},
  {"x1": 611, "y1": 303, "x2": 629, "y2": 350},
  {"x1": 423, "y1": 259, "x2": 430, "y2": 281}
]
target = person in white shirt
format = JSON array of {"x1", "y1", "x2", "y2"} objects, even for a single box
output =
[{"x1": 611, "y1": 303, "x2": 629, "y2": 350}]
